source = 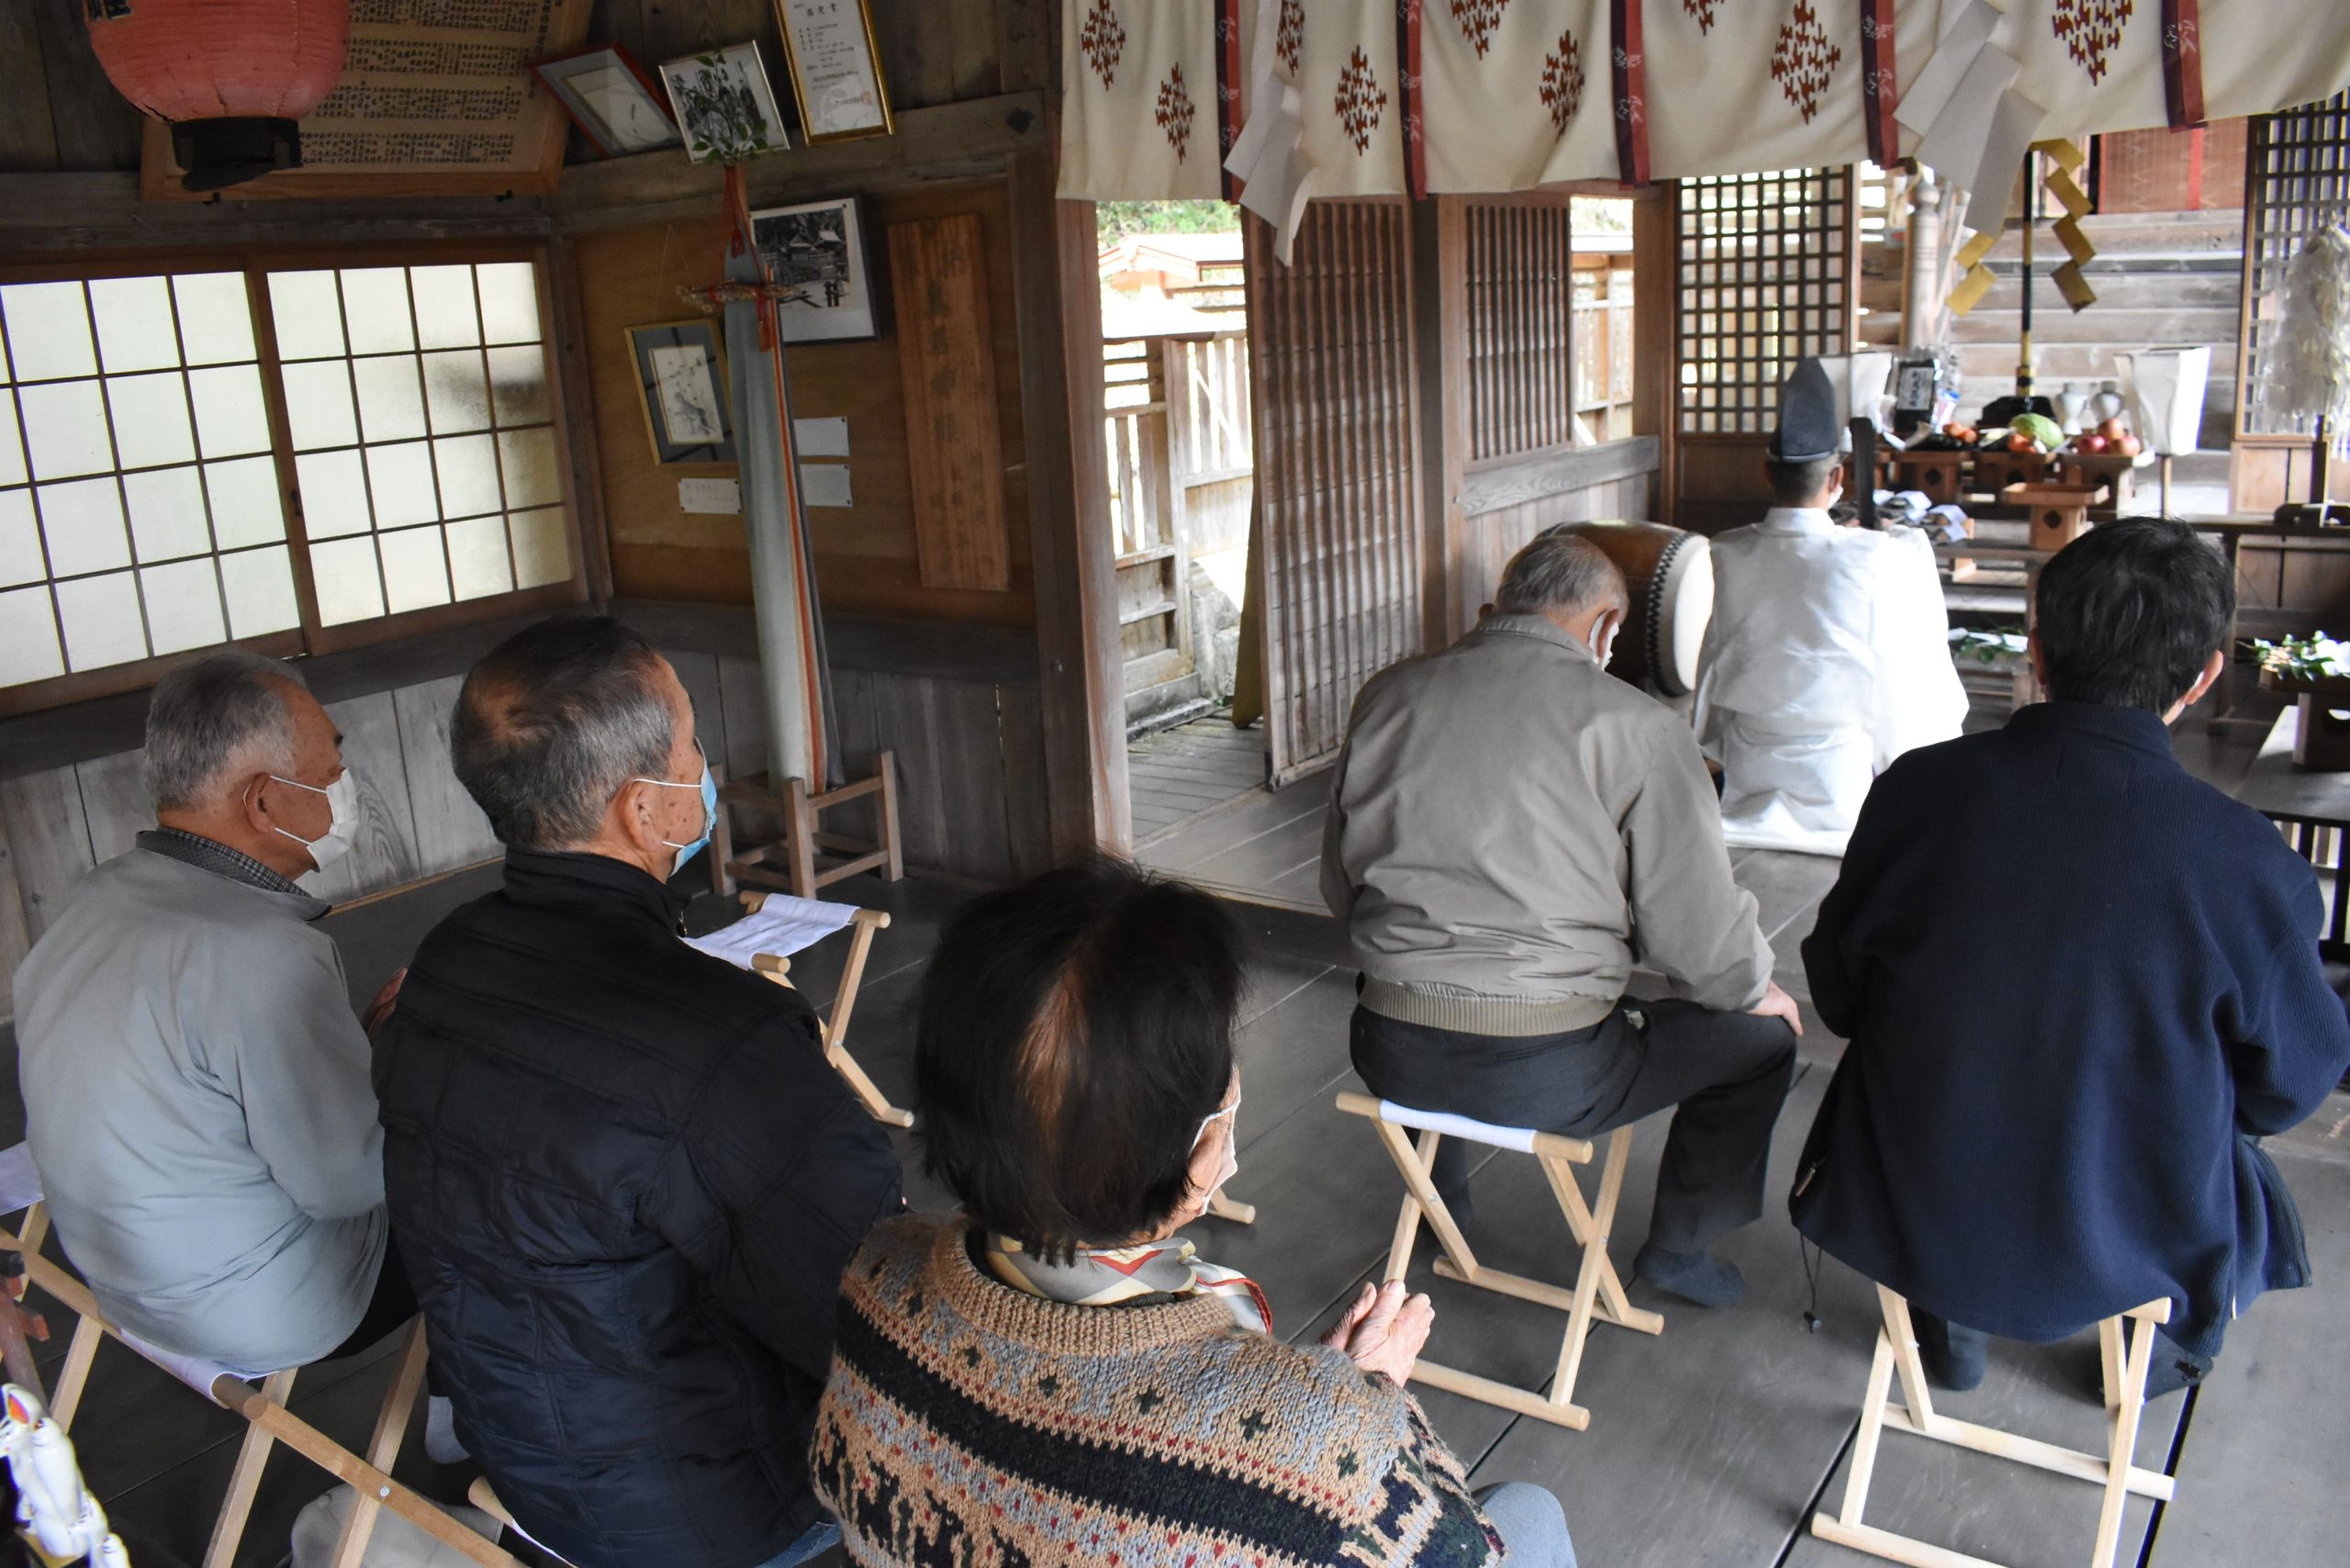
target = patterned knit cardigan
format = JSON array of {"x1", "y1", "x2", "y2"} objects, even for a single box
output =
[{"x1": 812, "y1": 1217, "x2": 1503, "y2": 1568}]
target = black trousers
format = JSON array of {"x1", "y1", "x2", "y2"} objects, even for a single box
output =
[{"x1": 1350, "y1": 998, "x2": 1797, "y2": 1253}]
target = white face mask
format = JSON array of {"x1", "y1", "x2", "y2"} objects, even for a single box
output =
[
  {"x1": 1590, "y1": 618, "x2": 1620, "y2": 669},
  {"x1": 265, "y1": 771, "x2": 359, "y2": 871},
  {"x1": 1192, "y1": 1092, "x2": 1241, "y2": 1203}
]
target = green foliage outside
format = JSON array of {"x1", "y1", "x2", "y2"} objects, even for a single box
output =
[{"x1": 1098, "y1": 200, "x2": 1241, "y2": 242}]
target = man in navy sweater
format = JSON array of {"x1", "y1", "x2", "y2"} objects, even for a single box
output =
[{"x1": 1794, "y1": 517, "x2": 2350, "y2": 1397}]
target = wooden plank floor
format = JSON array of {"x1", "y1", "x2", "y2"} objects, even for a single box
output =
[
  {"x1": 1128, "y1": 714, "x2": 1268, "y2": 844},
  {"x1": 7, "y1": 789, "x2": 2347, "y2": 1565}
]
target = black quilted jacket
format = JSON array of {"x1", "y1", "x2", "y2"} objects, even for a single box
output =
[{"x1": 373, "y1": 850, "x2": 902, "y2": 1568}]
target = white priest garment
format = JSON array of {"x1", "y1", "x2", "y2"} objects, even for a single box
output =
[{"x1": 1694, "y1": 509, "x2": 1967, "y2": 857}]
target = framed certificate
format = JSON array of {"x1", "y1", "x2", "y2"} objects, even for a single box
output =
[{"x1": 774, "y1": 0, "x2": 895, "y2": 143}]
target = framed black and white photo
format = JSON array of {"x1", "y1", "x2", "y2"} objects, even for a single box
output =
[
  {"x1": 775, "y1": 0, "x2": 895, "y2": 143},
  {"x1": 533, "y1": 44, "x2": 680, "y2": 158},
  {"x1": 627, "y1": 321, "x2": 738, "y2": 464},
  {"x1": 750, "y1": 196, "x2": 881, "y2": 342},
  {"x1": 657, "y1": 43, "x2": 789, "y2": 164}
]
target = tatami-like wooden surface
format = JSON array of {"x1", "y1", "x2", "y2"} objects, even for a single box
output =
[{"x1": 5, "y1": 711, "x2": 2344, "y2": 1565}]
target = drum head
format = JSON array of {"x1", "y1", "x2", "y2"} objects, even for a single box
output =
[{"x1": 1651, "y1": 536, "x2": 1715, "y2": 697}]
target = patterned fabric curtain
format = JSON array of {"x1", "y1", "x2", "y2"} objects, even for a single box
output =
[{"x1": 1061, "y1": 0, "x2": 2350, "y2": 251}]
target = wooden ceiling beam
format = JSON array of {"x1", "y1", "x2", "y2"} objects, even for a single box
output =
[
  {"x1": 554, "y1": 91, "x2": 1047, "y2": 236},
  {"x1": 0, "y1": 173, "x2": 552, "y2": 253}
]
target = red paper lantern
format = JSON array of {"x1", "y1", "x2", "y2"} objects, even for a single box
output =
[{"x1": 84, "y1": 0, "x2": 352, "y2": 191}]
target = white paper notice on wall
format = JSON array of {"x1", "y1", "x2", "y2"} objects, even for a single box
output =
[
  {"x1": 793, "y1": 417, "x2": 850, "y2": 457},
  {"x1": 800, "y1": 464, "x2": 854, "y2": 508},
  {"x1": 677, "y1": 477, "x2": 743, "y2": 514}
]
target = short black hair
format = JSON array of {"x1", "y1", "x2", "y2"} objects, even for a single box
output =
[
  {"x1": 452, "y1": 615, "x2": 675, "y2": 850},
  {"x1": 915, "y1": 857, "x2": 1243, "y2": 1262},
  {"x1": 1766, "y1": 454, "x2": 1843, "y2": 506},
  {"x1": 2034, "y1": 518, "x2": 2233, "y2": 711}
]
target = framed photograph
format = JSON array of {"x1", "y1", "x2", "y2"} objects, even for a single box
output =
[
  {"x1": 750, "y1": 196, "x2": 882, "y2": 342},
  {"x1": 775, "y1": 0, "x2": 895, "y2": 143},
  {"x1": 658, "y1": 43, "x2": 789, "y2": 164},
  {"x1": 533, "y1": 44, "x2": 680, "y2": 157},
  {"x1": 627, "y1": 321, "x2": 738, "y2": 464}
]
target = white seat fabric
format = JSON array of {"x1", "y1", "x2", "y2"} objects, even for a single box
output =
[{"x1": 1371, "y1": 1101, "x2": 1543, "y2": 1154}]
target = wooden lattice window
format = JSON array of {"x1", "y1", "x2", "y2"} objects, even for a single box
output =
[
  {"x1": 1466, "y1": 201, "x2": 1573, "y2": 461},
  {"x1": 1675, "y1": 167, "x2": 1855, "y2": 435},
  {"x1": 2237, "y1": 94, "x2": 2350, "y2": 440},
  {"x1": 0, "y1": 245, "x2": 585, "y2": 717}
]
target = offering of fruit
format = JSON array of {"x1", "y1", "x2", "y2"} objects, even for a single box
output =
[
  {"x1": 2097, "y1": 416, "x2": 2129, "y2": 441},
  {"x1": 2008, "y1": 412, "x2": 2064, "y2": 453},
  {"x1": 2074, "y1": 433, "x2": 2110, "y2": 454},
  {"x1": 2115, "y1": 432, "x2": 2143, "y2": 456}
]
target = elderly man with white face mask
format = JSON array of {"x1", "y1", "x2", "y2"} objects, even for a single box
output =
[
  {"x1": 1323, "y1": 532, "x2": 1803, "y2": 1311},
  {"x1": 14, "y1": 650, "x2": 415, "y2": 1380}
]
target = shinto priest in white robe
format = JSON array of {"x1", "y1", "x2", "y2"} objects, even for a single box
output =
[{"x1": 1694, "y1": 508, "x2": 1967, "y2": 857}]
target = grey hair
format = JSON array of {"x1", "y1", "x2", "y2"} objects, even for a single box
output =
[
  {"x1": 450, "y1": 615, "x2": 677, "y2": 852},
  {"x1": 142, "y1": 651, "x2": 307, "y2": 812},
  {"x1": 1494, "y1": 531, "x2": 1628, "y2": 616}
]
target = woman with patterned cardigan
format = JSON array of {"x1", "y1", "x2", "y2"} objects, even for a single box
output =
[{"x1": 811, "y1": 857, "x2": 1575, "y2": 1568}]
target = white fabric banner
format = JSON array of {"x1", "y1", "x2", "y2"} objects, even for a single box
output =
[
  {"x1": 1069, "y1": 0, "x2": 2350, "y2": 204},
  {"x1": 1420, "y1": 0, "x2": 1617, "y2": 191},
  {"x1": 1058, "y1": 0, "x2": 1225, "y2": 199}
]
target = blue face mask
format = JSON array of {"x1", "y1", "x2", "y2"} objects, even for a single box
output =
[{"x1": 632, "y1": 757, "x2": 718, "y2": 879}]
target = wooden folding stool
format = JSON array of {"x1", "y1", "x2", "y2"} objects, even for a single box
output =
[
  {"x1": 731, "y1": 890, "x2": 915, "y2": 1128},
  {"x1": 0, "y1": 1188, "x2": 516, "y2": 1568},
  {"x1": 1810, "y1": 1285, "x2": 2177, "y2": 1568},
  {"x1": 1335, "y1": 1092, "x2": 1663, "y2": 1430}
]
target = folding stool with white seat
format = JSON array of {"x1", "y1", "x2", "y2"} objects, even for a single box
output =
[
  {"x1": 1335, "y1": 1092, "x2": 1663, "y2": 1430},
  {"x1": 1811, "y1": 1284, "x2": 2177, "y2": 1568},
  {"x1": 0, "y1": 1146, "x2": 516, "y2": 1568},
  {"x1": 688, "y1": 889, "x2": 914, "y2": 1126}
]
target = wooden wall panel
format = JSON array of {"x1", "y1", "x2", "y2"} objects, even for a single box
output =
[
  {"x1": 393, "y1": 676, "x2": 500, "y2": 872},
  {"x1": 890, "y1": 213, "x2": 1013, "y2": 591},
  {"x1": 1450, "y1": 472, "x2": 1657, "y2": 640},
  {"x1": 0, "y1": 769, "x2": 92, "y2": 945},
  {"x1": 575, "y1": 182, "x2": 1035, "y2": 624},
  {"x1": 1244, "y1": 203, "x2": 1426, "y2": 786}
]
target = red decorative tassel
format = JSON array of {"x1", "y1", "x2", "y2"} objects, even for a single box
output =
[
  {"x1": 1861, "y1": 0, "x2": 1898, "y2": 164},
  {"x1": 2163, "y1": 0, "x2": 2205, "y2": 129},
  {"x1": 1217, "y1": 0, "x2": 1245, "y2": 200},
  {"x1": 1612, "y1": 0, "x2": 1650, "y2": 188},
  {"x1": 1397, "y1": 0, "x2": 1427, "y2": 201}
]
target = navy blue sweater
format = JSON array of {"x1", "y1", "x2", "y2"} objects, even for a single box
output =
[{"x1": 1795, "y1": 702, "x2": 2350, "y2": 1355}]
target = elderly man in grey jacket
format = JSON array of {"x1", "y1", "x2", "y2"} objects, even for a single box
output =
[
  {"x1": 1324, "y1": 532, "x2": 1801, "y2": 1308},
  {"x1": 13, "y1": 651, "x2": 419, "y2": 1381}
]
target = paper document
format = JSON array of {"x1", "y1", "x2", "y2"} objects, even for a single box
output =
[{"x1": 687, "y1": 895, "x2": 860, "y2": 968}]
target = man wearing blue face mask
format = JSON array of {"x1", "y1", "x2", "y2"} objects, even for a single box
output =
[
  {"x1": 15, "y1": 651, "x2": 433, "y2": 1392},
  {"x1": 374, "y1": 615, "x2": 902, "y2": 1568}
]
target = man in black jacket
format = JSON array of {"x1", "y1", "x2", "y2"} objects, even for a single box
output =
[
  {"x1": 375, "y1": 616, "x2": 902, "y2": 1568},
  {"x1": 1795, "y1": 518, "x2": 2350, "y2": 1399}
]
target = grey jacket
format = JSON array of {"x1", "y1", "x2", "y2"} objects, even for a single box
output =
[
  {"x1": 1322, "y1": 612, "x2": 1774, "y2": 1035},
  {"x1": 13, "y1": 848, "x2": 386, "y2": 1373}
]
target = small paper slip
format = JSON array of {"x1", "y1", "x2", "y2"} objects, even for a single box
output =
[{"x1": 686, "y1": 895, "x2": 860, "y2": 969}]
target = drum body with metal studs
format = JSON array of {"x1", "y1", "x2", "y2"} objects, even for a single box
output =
[{"x1": 1548, "y1": 520, "x2": 1716, "y2": 697}]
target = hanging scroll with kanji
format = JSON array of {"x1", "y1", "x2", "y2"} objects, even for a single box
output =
[{"x1": 140, "y1": 0, "x2": 593, "y2": 200}]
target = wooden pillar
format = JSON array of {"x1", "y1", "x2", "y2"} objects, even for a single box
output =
[
  {"x1": 1008, "y1": 147, "x2": 1131, "y2": 857},
  {"x1": 1411, "y1": 196, "x2": 1468, "y2": 646},
  {"x1": 1631, "y1": 185, "x2": 1678, "y2": 524},
  {"x1": 1902, "y1": 168, "x2": 1946, "y2": 353}
]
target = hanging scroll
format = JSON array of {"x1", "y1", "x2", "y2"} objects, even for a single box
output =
[{"x1": 140, "y1": 0, "x2": 592, "y2": 200}]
